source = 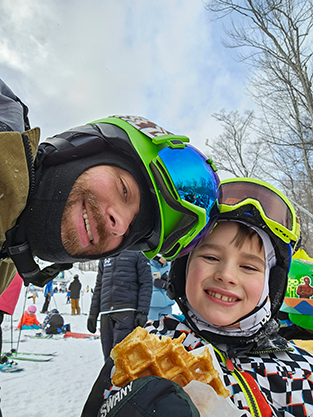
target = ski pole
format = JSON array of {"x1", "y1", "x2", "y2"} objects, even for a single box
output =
[
  {"x1": 10, "y1": 315, "x2": 13, "y2": 352},
  {"x1": 53, "y1": 294, "x2": 58, "y2": 310},
  {"x1": 16, "y1": 287, "x2": 28, "y2": 354}
]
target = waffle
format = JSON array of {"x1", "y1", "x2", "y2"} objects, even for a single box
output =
[{"x1": 111, "y1": 327, "x2": 230, "y2": 398}]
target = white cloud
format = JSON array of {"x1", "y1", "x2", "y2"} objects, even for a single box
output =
[{"x1": 0, "y1": 0, "x2": 253, "y2": 155}]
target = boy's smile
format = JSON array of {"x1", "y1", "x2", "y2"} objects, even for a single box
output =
[{"x1": 186, "y1": 221, "x2": 265, "y2": 327}]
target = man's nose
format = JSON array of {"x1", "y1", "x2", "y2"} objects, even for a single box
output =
[{"x1": 106, "y1": 206, "x2": 132, "y2": 237}]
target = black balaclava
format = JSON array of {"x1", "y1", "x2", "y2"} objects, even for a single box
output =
[{"x1": 23, "y1": 147, "x2": 155, "y2": 263}]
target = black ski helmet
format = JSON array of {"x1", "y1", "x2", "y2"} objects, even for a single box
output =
[{"x1": 24, "y1": 116, "x2": 219, "y2": 264}]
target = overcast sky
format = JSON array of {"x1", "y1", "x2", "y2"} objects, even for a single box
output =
[{"x1": 0, "y1": 0, "x2": 252, "y2": 157}]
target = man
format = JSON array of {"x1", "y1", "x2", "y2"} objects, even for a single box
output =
[
  {"x1": 87, "y1": 251, "x2": 152, "y2": 360},
  {"x1": 40, "y1": 280, "x2": 54, "y2": 314},
  {"x1": 296, "y1": 276, "x2": 313, "y2": 299},
  {"x1": 69, "y1": 274, "x2": 82, "y2": 315},
  {"x1": 148, "y1": 254, "x2": 174, "y2": 321},
  {"x1": 0, "y1": 78, "x2": 220, "y2": 296}
]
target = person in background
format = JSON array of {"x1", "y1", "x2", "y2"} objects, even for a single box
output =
[
  {"x1": 148, "y1": 255, "x2": 175, "y2": 321},
  {"x1": 17, "y1": 305, "x2": 40, "y2": 330},
  {"x1": 69, "y1": 274, "x2": 82, "y2": 315},
  {"x1": 41, "y1": 309, "x2": 68, "y2": 335},
  {"x1": 66, "y1": 288, "x2": 71, "y2": 304},
  {"x1": 87, "y1": 251, "x2": 152, "y2": 360},
  {"x1": 28, "y1": 284, "x2": 39, "y2": 304},
  {"x1": 41, "y1": 280, "x2": 53, "y2": 313}
]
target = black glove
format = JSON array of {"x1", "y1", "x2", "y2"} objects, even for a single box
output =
[
  {"x1": 135, "y1": 312, "x2": 148, "y2": 327},
  {"x1": 154, "y1": 278, "x2": 168, "y2": 289},
  {"x1": 87, "y1": 315, "x2": 97, "y2": 333}
]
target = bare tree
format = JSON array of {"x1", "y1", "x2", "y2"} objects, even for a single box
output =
[
  {"x1": 75, "y1": 261, "x2": 98, "y2": 272},
  {"x1": 205, "y1": 0, "x2": 313, "y2": 251},
  {"x1": 205, "y1": 109, "x2": 267, "y2": 178}
]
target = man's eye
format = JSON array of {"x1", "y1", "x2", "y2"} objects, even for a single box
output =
[{"x1": 121, "y1": 181, "x2": 128, "y2": 198}]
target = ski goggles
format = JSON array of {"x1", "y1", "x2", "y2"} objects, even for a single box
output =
[
  {"x1": 218, "y1": 178, "x2": 300, "y2": 244},
  {"x1": 149, "y1": 144, "x2": 220, "y2": 259},
  {"x1": 93, "y1": 116, "x2": 220, "y2": 260}
]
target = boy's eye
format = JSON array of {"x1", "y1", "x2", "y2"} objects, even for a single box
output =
[
  {"x1": 242, "y1": 265, "x2": 258, "y2": 271},
  {"x1": 204, "y1": 255, "x2": 218, "y2": 262}
]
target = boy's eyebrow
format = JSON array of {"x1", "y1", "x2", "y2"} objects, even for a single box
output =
[
  {"x1": 241, "y1": 253, "x2": 265, "y2": 267},
  {"x1": 198, "y1": 243, "x2": 265, "y2": 267},
  {"x1": 198, "y1": 243, "x2": 224, "y2": 252}
]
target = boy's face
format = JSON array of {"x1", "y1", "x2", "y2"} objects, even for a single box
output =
[{"x1": 186, "y1": 221, "x2": 265, "y2": 327}]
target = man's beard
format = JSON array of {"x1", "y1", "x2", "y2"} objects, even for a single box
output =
[{"x1": 61, "y1": 182, "x2": 111, "y2": 257}]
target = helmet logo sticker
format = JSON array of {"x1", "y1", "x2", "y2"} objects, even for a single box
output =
[{"x1": 114, "y1": 115, "x2": 173, "y2": 139}]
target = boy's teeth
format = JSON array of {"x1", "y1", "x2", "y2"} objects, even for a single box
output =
[
  {"x1": 83, "y1": 208, "x2": 94, "y2": 242},
  {"x1": 207, "y1": 290, "x2": 236, "y2": 303}
]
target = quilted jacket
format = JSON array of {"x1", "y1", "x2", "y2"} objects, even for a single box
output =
[
  {"x1": 89, "y1": 251, "x2": 152, "y2": 317},
  {"x1": 146, "y1": 315, "x2": 313, "y2": 417}
]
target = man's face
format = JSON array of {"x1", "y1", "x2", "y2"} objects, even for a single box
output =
[
  {"x1": 186, "y1": 221, "x2": 265, "y2": 327},
  {"x1": 61, "y1": 165, "x2": 140, "y2": 257},
  {"x1": 304, "y1": 277, "x2": 311, "y2": 285}
]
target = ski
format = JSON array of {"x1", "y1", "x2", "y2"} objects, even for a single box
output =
[
  {"x1": 64, "y1": 331, "x2": 100, "y2": 339},
  {"x1": 24, "y1": 334, "x2": 63, "y2": 340},
  {"x1": 8, "y1": 351, "x2": 57, "y2": 357},
  {"x1": 6, "y1": 355, "x2": 53, "y2": 362},
  {"x1": 60, "y1": 312, "x2": 88, "y2": 315}
]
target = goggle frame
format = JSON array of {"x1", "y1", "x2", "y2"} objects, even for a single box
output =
[{"x1": 218, "y1": 178, "x2": 299, "y2": 244}]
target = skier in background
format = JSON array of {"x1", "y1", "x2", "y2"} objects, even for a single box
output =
[
  {"x1": 41, "y1": 280, "x2": 53, "y2": 314},
  {"x1": 69, "y1": 275, "x2": 82, "y2": 315}
]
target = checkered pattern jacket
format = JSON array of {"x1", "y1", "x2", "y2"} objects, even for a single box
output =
[{"x1": 145, "y1": 315, "x2": 313, "y2": 417}]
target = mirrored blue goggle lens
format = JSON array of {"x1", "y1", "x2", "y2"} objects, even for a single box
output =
[{"x1": 158, "y1": 145, "x2": 219, "y2": 223}]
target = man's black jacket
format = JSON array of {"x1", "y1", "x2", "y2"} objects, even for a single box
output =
[{"x1": 89, "y1": 251, "x2": 152, "y2": 317}]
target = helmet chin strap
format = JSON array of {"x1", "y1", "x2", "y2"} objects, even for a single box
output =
[{"x1": 1, "y1": 213, "x2": 72, "y2": 288}]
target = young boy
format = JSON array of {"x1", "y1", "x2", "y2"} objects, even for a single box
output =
[
  {"x1": 146, "y1": 178, "x2": 313, "y2": 416},
  {"x1": 82, "y1": 178, "x2": 313, "y2": 417}
]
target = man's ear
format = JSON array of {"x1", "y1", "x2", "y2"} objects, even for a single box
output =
[{"x1": 167, "y1": 255, "x2": 189, "y2": 300}]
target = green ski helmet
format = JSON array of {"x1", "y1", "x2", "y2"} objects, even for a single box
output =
[
  {"x1": 24, "y1": 115, "x2": 219, "y2": 267},
  {"x1": 88, "y1": 116, "x2": 220, "y2": 260}
]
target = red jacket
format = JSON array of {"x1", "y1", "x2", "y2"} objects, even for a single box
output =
[
  {"x1": 0, "y1": 273, "x2": 23, "y2": 315},
  {"x1": 18, "y1": 311, "x2": 40, "y2": 329}
]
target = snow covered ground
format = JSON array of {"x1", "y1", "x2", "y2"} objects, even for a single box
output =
[
  {"x1": 1, "y1": 267, "x2": 180, "y2": 417},
  {"x1": 1, "y1": 268, "x2": 104, "y2": 417}
]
